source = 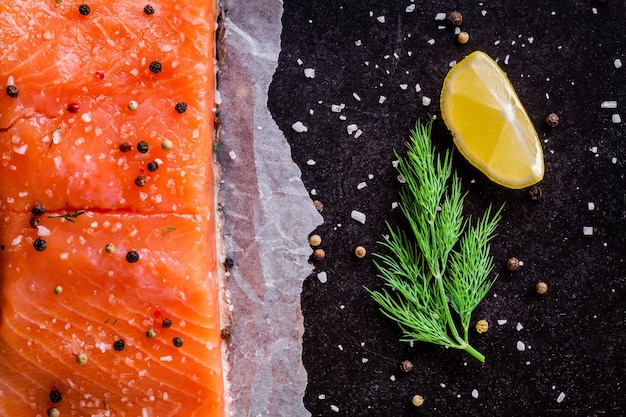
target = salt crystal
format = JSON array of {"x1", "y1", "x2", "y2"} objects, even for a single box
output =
[
  {"x1": 379, "y1": 95, "x2": 387, "y2": 104},
  {"x1": 317, "y1": 272, "x2": 327, "y2": 283},
  {"x1": 614, "y1": 59, "x2": 623, "y2": 69},
  {"x1": 504, "y1": 54, "x2": 510, "y2": 65},
  {"x1": 390, "y1": 375, "x2": 396, "y2": 381},
  {"x1": 331, "y1": 405, "x2": 339, "y2": 412},
  {"x1": 37, "y1": 225, "x2": 51, "y2": 236},
  {"x1": 307, "y1": 159, "x2": 316, "y2": 166},
  {"x1": 319, "y1": 394, "x2": 326, "y2": 400},
  {"x1": 406, "y1": 4, "x2": 415, "y2": 12},
  {"x1": 331, "y1": 104, "x2": 342, "y2": 112},
  {"x1": 296, "y1": 58, "x2": 303, "y2": 65},
  {"x1": 354, "y1": 129, "x2": 363, "y2": 138},
  {"x1": 362, "y1": 358, "x2": 369, "y2": 363},
  {"x1": 528, "y1": 37, "x2": 534, "y2": 44},
  {"x1": 377, "y1": 16, "x2": 385, "y2": 23},
  {"x1": 228, "y1": 151, "x2": 236, "y2": 160},
  {"x1": 353, "y1": 92, "x2": 361, "y2": 101},
  {"x1": 347, "y1": 124, "x2": 358, "y2": 135},
  {"x1": 415, "y1": 84, "x2": 422, "y2": 92},
  {"x1": 557, "y1": 392, "x2": 566, "y2": 403},
  {"x1": 428, "y1": 38, "x2": 435, "y2": 45},
  {"x1": 612, "y1": 157, "x2": 617, "y2": 163},
  {"x1": 590, "y1": 146, "x2": 598, "y2": 153},
  {"x1": 516, "y1": 341, "x2": 526, "y2": 351},
  {"x1": 304, "y1": 68, "x2": 316, "y2": 78},
  {"x1": 355, "y1": 40, "x2": 362, "y2": 46},
  {"x1": 81, "y1": 113, "x2": 91, "y2": 123},
  {"x1": 292, "y1": 121, "x2": 308, "y2": 133},
  {"x1": 357, "y1": 182, "x2": 367, "y2": 190},
  {"x1": 516, "y1": 322, "x2": 524, "y2": 331},
  {"x1": 611, "y1": 114, "x2": 621, "y2": 123},
  {"x1": 422, "y1": 96, "x2": 432, "y2": 106},
  {"x1": 435, "y1": 12, "x2": 447, "y2": 21},
  {"x1": 588, "y1": 202, "x2": 595, "y2": 210},
  {"x1": 449, "y1": 60, "x2": 457, "y2": 67},
  {"x1": 351, "y1": 210, "x2": 366, "y2": 224},
  {"x1": 592, "y1": 7, "x2": 598, "y2": 14},
  {"x1": 391, "y1": 202, "x2": 398, "y2": 209},
  {"x1": 472, "y1": 389, "x2": 479, "y2": 399},
  {"x1": 400, "y1": 83, "x2": 408, "y2": 90},
  {"x1": 583, "y1": 226, "x2": 593, "y2": 236},
  {"x1": 497, "y1": 319, "x2": 507, "y2": 325},
  {"x1": 601, "y1": 101, "x2": 617, "y2": 109}
]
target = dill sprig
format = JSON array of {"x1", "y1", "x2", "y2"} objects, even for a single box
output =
[
  {"x1": 47, "y1": 210, "x2": 86, "y2": 222},
  {"x1": 367, "y1": 119, "x2": 503, "y2": 362}
]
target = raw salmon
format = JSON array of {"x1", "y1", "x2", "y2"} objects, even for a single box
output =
[{"x1": 0, "y1": 1, "x2": 223, "y2": 416}]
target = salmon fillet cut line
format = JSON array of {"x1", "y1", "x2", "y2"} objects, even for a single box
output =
[{"x1": 0, "y1": 1, "x2": 224, "y2": 416}]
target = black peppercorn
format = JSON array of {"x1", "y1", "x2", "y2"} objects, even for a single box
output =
[
  {"x1": 78, "y1": 4, "x2": 90, "y2": 15},
  {"x1": 34, "y1": 237, "x2": 47, "y2": 252},
  {"x1": 49, "y1": 390, "x2": 62, "y2": 403},
  {"x1": 143, "y1": 4, "x2": 154, "y2": 15},
  {"x1": 29, "y1": 217, "x2": 40, "y2": 228},
  {"x1": 137, "y1": 141, "x2": 149, "y2": 153},
  {"x1": 174, "y1": 102, "x2": 187, "y2": 114},
  {"x1": 149, "y1": 61, "x2": 162, "y2": 74},
  {"x1": 529, "y1": 186, "x2": 542, "y2": 201},
  {"x1": 5, "y1": 85, "x2": 19, "y2": 98},
  {"x1": 113, "y1": 339, "x2": 125, "y2": 351},
  {"x1": 134, "y1": 175, "x2": 147, "y2": 187},
  {"x1": 223, "y1": 257, "x2": 234, "y2": 269},
  {"x1": 31, "y1": 202, "x2": 46, "y2": 217},
  {"x1": 125, "y1": 250, "x2": 140, "y2": 263},
  {"x1": 162, "y1": 317, "x2": 172, "y2": 328},
  {"x1": 172, "y1": 336, "x2": 183, "y2": 347},
  {"x1": 147, "y1": 161, "x2": 159, "y2": 172},
  {"x1": 119, "y1": 142, "x2": 133, "y2": 152}
]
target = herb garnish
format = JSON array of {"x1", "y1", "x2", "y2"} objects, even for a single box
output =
[
  {"x1": 161, "y1": 226, "x2": 176, "y2": 237},
  {"x1": 367, "y1": 120, "x2": 503, "y2": 362},
  {"x1": 48, "y1": 210, "x2": 86, "y2": 222}
]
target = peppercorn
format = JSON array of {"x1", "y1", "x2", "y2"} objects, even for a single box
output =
[
  {"x1": 174, "y1": 102, "x2": 187, "y2": 114},
  {"x1": 546, "y1": 112, "x2": 559, "y2": 127},
  {"x1": 127, "y1": 100, "x2": 138, "y2": 111},
  {"x1": 448, "y1": 10, "x2": 463, "y2": 26},
  {"x1": 529, "y1": 186, "x2": 542, "y2": 201},
  {"x1": 400, "y1": 360, "x2": 414, "y2": 373},
  {"x1": 313, "y1": 248, "x2": 325, "y2": 260},
  {"x1": 47, "y1": 407, "x2": 61, "y2": 417},
  {"x1": 161, "y1": 317, "x2": 172, "y2": 328},
  {"x1": 134, "y1": 175, "x2": 147, "y2": 187},
  {"x1": 113, "y1": 339, "x2": 125, "y2": 351},
  {"x1": 146, "y1": 328, "x2": 157, "y2": 338},
  {"x1": 312, "y1": 200, "x2": 323, "y2": 212},
  {"x1": 475, "y1": 319, "x2": 489, "y2": 334},
  {"x1": 309, "y1": 234, "x2": 322, "y2": 247},
  {"x1": 147, "y1": 161, "x2": 159, "y2": 172},
  {"x1": 457, "y1": 31, "x2": 470, "y2": 44},
  {"x1": 161, "y1": 139, "x2": 173, "y2": 151},
  {"x1": 125, "y1": 250, "x2": 140, "y2": 263},
  {"x1": 354, "y1": 246, "x2": 367, "y2": 258},
  {"x1": 29, "y1": 217, "x2": 40, "y2": 228},
  {"x1": 78, "y1": 4, "x2": 90, "y2": 15},
  {"x1": 31, "y1": 202, "x2": 46, "y2": 216},
  {"x1": 34, "y1": 237, "x2": 47, "y2": 252},
  {"x1": 137, "y1": 141, "x2": 149, "y2": 153},
  {"x1": 76, "y1": 352, "x2": 88, "y2": 366},
  {"x1": 411, "y1": 394, "x2": 424, "y2": 407},
  {"x1": 536, "y1": 281, "x2": 548, "y2": 294},
  {"x1": 5, "y1": 85, "x2": 19, "y2": 98},
  {"x1": 49, "y1": 390, "x2": 63, "y2": 403},
  {"x1": 119, "y1": 141, "x2": 133, "y2": 152},
  {"x1": 223, "y1": 257, "x2": 234, "y2": 269},
  {"x1": 507, "y1": 257, "x2": 520, "y2": 271},
  {"x1": 66, "y1": 103, "x2": 80, "y2": 113},
  {"x1": 54, "y1": 286, "x2": 63, "y2": 295},
  {"x1": 144, "y1": 4, "x2": 155, "y2": 15},
  {"x1": 105, "y1": 243, "x2": 116, "y2": 254},
  {"x1": 172, "y1": 336, "x2": 183, "y2": 347},
  {"x1": 221, "y1": 326, "x2": 232, "y2": 340},
  {"x1": 149, "y1": 61, "x2": 162, "y2": 74}
]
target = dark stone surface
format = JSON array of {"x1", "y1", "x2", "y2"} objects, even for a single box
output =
[{"x1": 269, "y1": 1, "x2": 625, "y2": 416}]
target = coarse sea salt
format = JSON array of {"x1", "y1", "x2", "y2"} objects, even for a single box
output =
[
  {"x1": 304, "y1": 68, "x2": 316, "y2": 78},
  {"x1": 472, "y1": 389, "x2": 479, "y2": 399},
  {"x1": 347, "y1": 124, "x2": 358, "y2": 135},
  {"x1": 611, "y1": 114, "x2": 621, "y2": 123},
  {"x1": 330, "y1": 405, "x2": 339, "y2": 412},
  {"x1": 615, "y1": 59, "x2": 623, "y2": 69},
  {"x1": 557, "y1": 392, "x2": 566, "y2": 403},
  {"x1": 601, "y1": 100, "x2": 617, "y2": 109},
  {"x1": 498, "y1": 319, "x2": 507, "y2": 325},
  {"x1": 583, "y1": 226, "x2": 593, "y2": 236},
  {"x1": 422, "y1": 96, "x2": 432, "y2": 106},
  {"x1": 317, "y1": 271, "x2": 327, "y2": 283},
  {"x1": 292, "y1": 121, "x2": 308, "y2": 133},
  {"x1": 406, "y1": 4, "x2": 415, "y2": 12},
  {"x1": 517, "y1": 341, "x2": 526, "y2": 351},
  {"x1": 435, "y1": 12, "x2": 447, "y2": 20},
  {"x1": 351, "y1": 210, "x2": 366, "y2": 224}
]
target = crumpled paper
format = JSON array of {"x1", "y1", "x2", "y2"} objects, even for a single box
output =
[{"x1": 218, "y1": 1, "x2": 321, "y2": 416}]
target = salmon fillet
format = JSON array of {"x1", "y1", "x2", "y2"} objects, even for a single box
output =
[{"x1": 0, "y1": 1, "x2": 224, "y2": 416}]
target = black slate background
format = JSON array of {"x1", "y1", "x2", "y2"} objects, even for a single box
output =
[{"x1": 268, "y1": 1, "x2": 625, "y2": 416}]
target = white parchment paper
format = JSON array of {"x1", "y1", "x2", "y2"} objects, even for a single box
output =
[{"x1": 218, "y1": 1, "x2": 321, "y2": 416}]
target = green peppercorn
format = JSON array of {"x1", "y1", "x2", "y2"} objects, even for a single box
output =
[
  {"x1": 136, "y1": 141, "x2": 149, "y2": 153},
  {"x1": 49, "y1": 390, "x2": 62, "y2": 403},
  {"x1": 113, "y1": 339, "x2": 125, "y2": 351},
  {"x1": 76, "y1": 352, "x2": 88, "y2": 366},
  {"x1": 6, "y1": 85, "x2": 19, "y2": 98},
  {"x1": 174, "y1": 102, "x2": 187, "y2": 114},
  {"x1": 144, "y1": 4, "x2": 155, "y2": 15},
  {"x1": 33, "y1": 237, "x2": 47, "y2": 252},
  {"x1": 161, "y1": 139, "x2": 173, "y2": 151},
  {"x1": 127, "y1": 100, "x2": 138, "y2": 111},
  {"x1": 105, "y1": 243, "x2": 116, "y2": 254},
  {"x1": 172, "y1": 336, "x2": 183, "y2": 347},
  {"x1": 149, "y1": 61, "x2": 162, "y2": 74},
  {"x1": 78, "y1": 4, "x2": 90, "y2": 15},
  {"x1": 125, "y1": 250, "x2": 140, "y2": 263},
  {"x1": 146, "y1": 328, "x2": 157, "y2": 338}
]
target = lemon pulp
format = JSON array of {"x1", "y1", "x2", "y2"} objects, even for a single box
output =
[{"x1": 440, "y1": 51, "x2": 544, "y2": 189}]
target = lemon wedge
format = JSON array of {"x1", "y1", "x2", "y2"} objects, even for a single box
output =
[{"x1": 440, "y1": 51, "x2": 544, "y2": 189}]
